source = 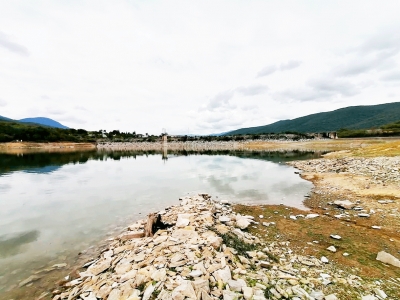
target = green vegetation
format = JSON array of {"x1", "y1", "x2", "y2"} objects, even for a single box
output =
[
  {"x1": 226, "y1": 102, "x2": 400, "y2": 135},
  {"x1": 337, "y1": 120, "x2": 400, "y2": 138}
]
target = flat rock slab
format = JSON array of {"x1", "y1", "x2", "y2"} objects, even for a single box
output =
[{"x1": 376, "y1": 251, "x2": 400, "y2": 268}]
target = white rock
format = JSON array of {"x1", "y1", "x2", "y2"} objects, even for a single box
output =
[
  {"x1": 321, "y1": 256, "x2": 329, "y2": 263},
  {"x1": 236, "y1": 218, "x2": 251, "y2": 230},
  {"x1": 176, "y1": 214, "x2": 191, "y2": 227},
  {"x1": 242, "y1": 286, "x2": 253, "y2": 300},
  {"x1": 361, "y1": 296, "x2": 377, "y2": 300},
  {"x1": 305, "y1": 213, "x2": 319, "y2": 219},
  {"x1": 189, "y1": 270, "x2": 203, "y2": 277},
  {"x1": 219, "y1": 216, "x2": 231, "y2": 223},
  {"x1": 371, "y1": 226, "x2": 381, "y2": 230},
  {"x1": 214, "y1": 266, "x2": 232, "y2": 283},
  {"x1": 290, "y1": 215, "x2": 297, "y2": 220},
  {"x1": 259, "y1": 215, "x2": 264, "y2": 218},
  {"x1": 376, "y1": 251, "x2": 400, "y2": 267},
  {"x1": 343, "y1": 253, "x2": 350, "y2": 257},
  {"x1": 142, "y1": 284, "x2": 155, "y2": 300},
  {"x1": 223, "y1": 290, "x2": 240, "y2": 300},
  {"x1": 330, "y1": 234, "x2": 341, "y2": 240},
  {"x1": 325, "y1": 294, "x2": 338, "y2": 300},
  {"x1": 358, "y1": 213, "x2": 370, "y2": 218},
  {"x1": 334, "y1": 200, "x2": 356, "y2": 209},
  {"x1": 373, "y1": 288, "x2": 387, "y2": 299},
  {"x1": 327, "y1": 246, "x2": 337, "y2": 252},
  {"x1": 171, "y1": 280, "x2": 197, "y2": 299},
  {"x1": 227, "y1": 279, "x2": 247, "y2": 292}
]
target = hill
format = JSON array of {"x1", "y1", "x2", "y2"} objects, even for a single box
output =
[
  {"x1": 19, "y1": 117, "x2": 68, "y2": 129},
  {"x1": 225, "y1": 102, "x2": 400, "y2": 135}
]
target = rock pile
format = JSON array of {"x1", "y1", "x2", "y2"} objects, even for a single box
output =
[
  {"x1": 53, "y1": 194, "x2": 391, "y2": 300},
  {"x1": 288, "y1": 157, "x2": 400, "y2": 184}
]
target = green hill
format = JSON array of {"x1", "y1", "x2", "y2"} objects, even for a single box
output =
[{"x1": 225, "y1": 102, "x2": 400, "y2": 135}]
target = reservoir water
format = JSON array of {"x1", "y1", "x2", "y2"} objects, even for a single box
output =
[{"x1": 0, "y1": 150, "x2": 319, "y2": 298}]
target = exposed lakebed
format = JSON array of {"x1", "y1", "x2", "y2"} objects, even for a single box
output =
[{"x1": 0, "y1": 150, "x2": 320, "y2": 297}]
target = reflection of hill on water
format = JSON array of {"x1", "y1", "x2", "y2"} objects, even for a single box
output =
[
  {"x1": 0, "y1": 150, "x2": 324, "y2": 176},
  {"x1": 0, "y1": 230, "x2": 40, "y2": 258}
]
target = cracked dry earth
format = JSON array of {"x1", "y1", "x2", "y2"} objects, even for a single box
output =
[{"x1": 42, "y1": 194, "x2": 398, "y2": 300}]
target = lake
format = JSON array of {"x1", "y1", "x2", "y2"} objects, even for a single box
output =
[{"x1": 0, "y1": 149, "x2": 319, "y2": 298}]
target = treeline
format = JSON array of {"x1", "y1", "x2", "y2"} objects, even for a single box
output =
[
  {"x1": 0, "y1": 121, "x2": 96, "y2": 142},
  {"x1": 338, "y1": 120, "x2": 400, "y2": 138}
]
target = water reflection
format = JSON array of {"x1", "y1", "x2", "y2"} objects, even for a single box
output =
[
  {"x1": 0, "y1": 149, "x2": 321, "y2": 291},
  {"x1": 0, "y1": 230, "x2": 40, "y2": 258}
]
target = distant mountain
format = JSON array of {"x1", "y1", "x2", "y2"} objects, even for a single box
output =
[
  {"x1": 225, "y1": 102, "x2": 400, "y2": 135},
  {"x1": 18, "y1": 117, "x2": 69, "y2": 129},
  {"x1": 0, "y1": 115, "x2": 13, "y2": 122}
]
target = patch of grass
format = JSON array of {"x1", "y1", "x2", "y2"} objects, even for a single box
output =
[{"x1": 219, "y1": 232, "x2": 256, "y2": 257}]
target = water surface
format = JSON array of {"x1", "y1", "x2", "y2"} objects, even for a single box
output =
[{"x1": 0, "y1": 150, "x2": 319, "y2": 296}]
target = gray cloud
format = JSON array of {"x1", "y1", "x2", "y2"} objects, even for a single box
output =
[
  {"x1": 278, "y1": 78, "x2": 359, "y2": 102},
  {"x1": 0, "y1": 31, "x2": 29, "y2": 56},
  {"x1": 236, "y1": 84, "x2": 268, "y2": 96},
  {"x1": 280, "y1": 60, "x2": 302, "y2": 71},
  {"x1": 206, "y1": 91, "x2": 235, "y2": 110},
  {"x1": 257, "y1": 65, "x2": 277, "y2": 77},
  {"x1": 0, "y1": 98, "x2": 7, "y2": 107},
  {"x1": 257, "y1": 60, "x2": 302, "y2": 77},
  {"x1": 46, "y1": 107, "x2": 66, "y2": 115},
  {"x1": 336, "y1": 30, "x2": 400, "y2": 77},
  {"x1": 381, "y1": 71, "x2": 400, "y2": 81}
]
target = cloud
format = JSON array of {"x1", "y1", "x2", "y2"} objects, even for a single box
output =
[
  {"x1": 46, "y1": 107, "x2": 66, "y2": 115},
  {"x1": 335, "y1": 29, "x2": 400, "y2": 77},
  {"x1": 280, "y1": 60, "x2": 302, "y2": 71},
  {"x1": 0, "y1": 31, "x2": 29, "y2": 56},
  {"x1": 0, "y1": 98, "x2": 7, "y2": 107},
  {"x1": 257, "y1": 65, "x2": 277, "y2": 77},
  {"x1": 257, "y1": 60, "x2": 302, "y2": 77},
  {"x1": 56, "y1": 116, "x2": 86, "y2": 125},
  {"x1": 278, "y1": 77, "x2": 359, "y2": 102},
  {"x1": 381, "y1": 71, "x2": 400, "y2": 81},
  {"x1": 205, "y1": 91, "x2": 235, "y2": 111},
  {"x1": 236, "y1": 84, "x2": 268, "y2": 96}
]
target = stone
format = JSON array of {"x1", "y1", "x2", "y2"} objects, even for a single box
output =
[
  {"x1": 87, "y1": 258, "x2": 111, "y2": 275},
  {"x1": 227, "y1": 279, "x2": 247, "y2": 292},
  {"x1": 330, "y1": 234, "x2": 341, "y2": 240},
  {"x1": 321, "y1": 256, "x2": 329, "y2": 263},
  {"x1": 371, "y1": 226, "x2": 381, "y2": 229},
  {"x1": 242, "y1": 286, "x2": 253, "y2": 300},
  {"x1": 219, "y1": 216, "x2": 231, "y2": 223},
  {"x1": 176, "y1": 214, "x2": 191, "y2": 227},
  {"x1": 373, "y1": 289, "x2": 387, "y2": 299},
  {"x1": 142, "y1": 284, "x2": 155, "y2": 300},
  {"x1": 376, "y1": 251, "x2": 400, "y2": 267},
  {"x1": 107, "y1": 289, "x2": 121, "y2": 300},
  {"x1": 305, "y1": 213, "x2": 319, "y2": 219},
  {"x1": 290, "y1": 215, "x2": 297, "y2": 220},
  {"x1": 222, "y1": 290, "x2": 241, "y2": 300},
  {"x1": 327, "y1": 246, "x2": 337, "y2": 252},
  {"x1": 358, "y1": 213, "x2": 370, "y2": 218},
  {"x1": 119, "y1": 231, "x2": 144, "y2": 240},
  {"x1": 19, "y1": 275, "x2": 41, "y2": 287},
  {"x1": 361, "y1": 296, "x2": 377, "y2": 300},
  {"x1": 334, "y1": 200, "x2": 356, "y2": 209},
  {"x1": 151, "y1": 268, "x2": 166, "y2": 281},
  {"x1": 236, "y1": 218, "x2": 251, "y2": 229},
  {"x1": 325, "y1": 294, "x2": 338, "y2": 300},
  {"x1": 172, "y1": 280, "x2": 197, "y2": 299},
  {"x1": 189, "y1": 270, "x2": 203, "y2": 277},
  {"x1": 214, "y1": 266, "x2": 232, "y2": 283}
]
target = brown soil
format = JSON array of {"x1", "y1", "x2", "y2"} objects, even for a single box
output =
[{"x1": 0, "y1": 142, "x2": 96, "y2": 154}]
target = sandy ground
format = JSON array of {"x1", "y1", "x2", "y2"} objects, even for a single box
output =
[{"x1": 0, "y1": 142, "x2": 96, "y2": 154}]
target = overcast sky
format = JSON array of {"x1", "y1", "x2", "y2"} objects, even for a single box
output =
[{"x1": 1, "y1": 1, "x2": 400, "y2": 135}]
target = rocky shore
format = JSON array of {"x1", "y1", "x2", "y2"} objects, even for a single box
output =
[
  {"x1": 51, "y1": 194, "x2": 394, "y2": 300},
  {"x1": 95, "y1": 140, "x2": 316, "y2": 152}
]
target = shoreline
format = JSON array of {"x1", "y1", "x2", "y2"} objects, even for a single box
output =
[
  {"x1": 40, "y1": 194, "x2": 398, "y2": 299},
  {"x1": 2, "y1": 140, "x2": 399, "y2": 299}
]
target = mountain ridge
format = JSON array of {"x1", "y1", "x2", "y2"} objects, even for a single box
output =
[{"x1": 225, "y1": 102, "x2": 400, "y2": 135}]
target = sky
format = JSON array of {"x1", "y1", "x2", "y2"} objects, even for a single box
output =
[{"x1": 1, "y1": 1, "x2": 400, "y2": 135}]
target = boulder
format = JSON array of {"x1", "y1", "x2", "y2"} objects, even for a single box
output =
[{"x1": 376, "y1": 251, "x2": 400, "y2": 268}]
